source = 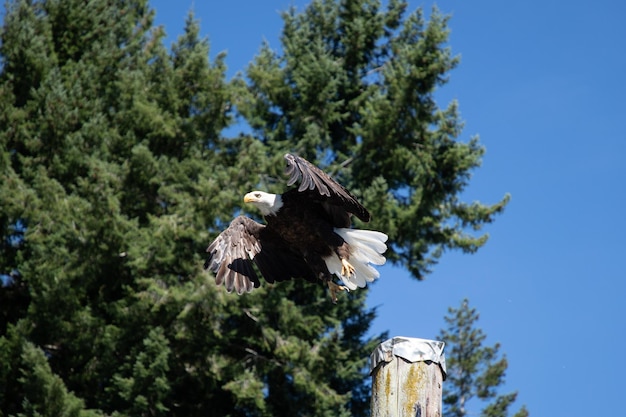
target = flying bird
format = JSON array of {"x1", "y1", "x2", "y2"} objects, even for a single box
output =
[{"x1": 204, "y1": 153, "x2": 388, "y2": 302}]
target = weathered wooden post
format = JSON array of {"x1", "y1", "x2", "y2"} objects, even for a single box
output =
[{"x1": 370, "y1": 336, "x2": 446, "y2": 417}]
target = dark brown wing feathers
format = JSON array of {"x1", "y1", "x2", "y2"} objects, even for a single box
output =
[
  {"x1": 205, "y1": 216, "x2": 262, "y2": 294},
  {"x1": 284, "y1": 153, "x2": 370, "y2": 222},
  {"x1": 204, "y1": 216, "x2": 317, "y2": 294}
]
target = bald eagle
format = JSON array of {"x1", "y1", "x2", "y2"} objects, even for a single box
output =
[{"x1": 204, "y1": 153, "x2": 388, "y2": 301}]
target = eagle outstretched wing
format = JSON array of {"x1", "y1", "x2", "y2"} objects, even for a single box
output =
[
  {"x1": 284, "y1": 153, "x2": 370, "y2": 222},
  {"x1": 205, "y1": 215, "x2": 317, "y2": 294},
  {"x1": 204, "y1": 216, "x2": 262, "y2": 294}
]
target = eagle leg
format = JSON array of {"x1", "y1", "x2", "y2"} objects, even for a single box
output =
[
  {"x1": 340, "y1": 258, "x2": 356, "y2": 278},
  {"x1": 327, "y1": 281, "x2": 348, "y2": 303}
]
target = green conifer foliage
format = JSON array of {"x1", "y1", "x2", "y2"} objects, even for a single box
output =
[
  {"x1": 438, "y1": 299, "x2": 529, "y2": 417},
  {"x1": 1, "y1": 1, "x2": 232, "y2": 415}
]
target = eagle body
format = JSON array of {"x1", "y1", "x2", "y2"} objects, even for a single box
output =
[
  {"x1": 263, "y1": 190, "x2": 350, "y2": 274},
  {"x1": 205, "y1": 154, "x2": 387, "y2": 300},
  {"x1": 269, "y1": 190, "x2": 344, "y2": 246}
]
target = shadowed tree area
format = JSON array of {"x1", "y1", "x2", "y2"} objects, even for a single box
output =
[{"x1": 0, "y1": 0, "x2": 508, "y2": 416}]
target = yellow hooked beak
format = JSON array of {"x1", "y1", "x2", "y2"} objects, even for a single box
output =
[{"x1": 243, "y1": 192, "x2": 259, "y2": 203}]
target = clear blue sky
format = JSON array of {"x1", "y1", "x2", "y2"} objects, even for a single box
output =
[{"x1": 150, "y1": 1, "x2": 626, "y2": 415}]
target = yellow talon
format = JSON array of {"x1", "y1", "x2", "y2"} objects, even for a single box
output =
[
  {"x1": 327, "y1": 281, "x2": 348, "y2": 303},
  {"x1": 341, "y1": 258, "x2": 355, "y2": 277}
]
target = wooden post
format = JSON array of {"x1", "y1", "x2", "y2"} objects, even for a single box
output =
[{"x1": 370, "y1": 336, "x2": 446, "y2": 417}]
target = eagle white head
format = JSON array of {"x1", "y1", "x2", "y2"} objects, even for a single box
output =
[{"x1": 244, "y1": 191, "x2": 283, "y2": 216}]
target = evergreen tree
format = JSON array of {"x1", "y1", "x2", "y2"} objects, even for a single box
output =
[
  {"x1": 238, "y1": 0, "x2": 509, "y2": 279},
  {"x1": 439, "y1": 299, "x2": 528, "y2": 417},
  {"x1": 0, "y1": 0, "x2": 509, "y2": 416},
  {"x1": 0, "y1": 0, "x2": 238, "y2": 415}
]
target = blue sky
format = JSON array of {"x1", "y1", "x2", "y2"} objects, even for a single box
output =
[{"x1": 150, "y1": 1, "x2": 625, "y2": 415}]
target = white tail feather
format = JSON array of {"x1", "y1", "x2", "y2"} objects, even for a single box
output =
[{"x1": 323, "y1": 228, "x2": 388, "y2": 290}]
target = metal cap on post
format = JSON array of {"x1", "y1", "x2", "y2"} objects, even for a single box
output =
[{"x1": 370, "y1": 336, "x2": 446, "y2": 417}]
